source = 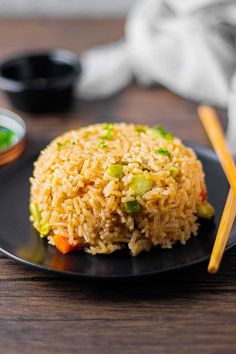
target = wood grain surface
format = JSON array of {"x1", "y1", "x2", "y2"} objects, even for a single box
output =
[{"x1": 0, "y1": 19, "x2": 235, "y2": 354}]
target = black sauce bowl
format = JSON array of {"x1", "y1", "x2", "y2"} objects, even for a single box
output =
[{"x1": 0, "y1": 49, "x2": 81, "y2": 113}]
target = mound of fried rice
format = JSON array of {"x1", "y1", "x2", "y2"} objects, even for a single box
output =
[{"x1": 30, "y1": 123, "x2": 206, "y2": 256}]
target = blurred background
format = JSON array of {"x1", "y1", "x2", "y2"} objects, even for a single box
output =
[
  {"x1": 0, "y1": 0, "x2": 135, "y2": 142},
  {"x1": 0, "y1": 0, "x2": 134, "y2": 17},
  {"x1": 0, "y1": 0, "x2": 232, "y2": 149}
]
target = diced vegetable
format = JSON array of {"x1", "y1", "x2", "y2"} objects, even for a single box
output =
[
  {"x1": 200, "y1": 185, "x2": 207, "y2": 201},
  {"x1": 98, "y1": 141, "x2": 107, "y2": 148},
  {"x1": 100, "y1": 130, "x2": 112, "y2": 139},
  {"x1": 40, "y1": 223, "x2": 50, "y2": 238},
  {"x1": 157, "y1": 148, "x2": 171, "y2": 158},
  {"x1": 123, "y1": 200, "x2": 141, "y2": 214},
  {"x1": 196, "y1": 202, "x2": 215, "y2": 219},
  {"x1": 148, "y1": 125, "x2": 174, "y2": 140},
  {"x1": 129, "y1": 174, "x2": 154, "y2": 196},
  {"x1": 134, "y1": 125, "x2": 146, "y2": 133},
  {"x1": 102, "y1": 122, "x2": 114, "y2": 130},
  {"x1": 168, "y1": 166, "x2": 179, "y2": 178},
  {"x1": 108, "y1": 163, "x2": 124, "y2": 179},
  {"x1": 30, "y1": 203, "x2": 41, "y2": 225},
  {"x1": 57, "y1": 140, "x2": 69, "y2": 149},
  {"x1": 54, "y1": 235, "x2": 77, "y2": 254},
  {"x1": 100, "y1": 122, "x2": 114, "y2": 139}
]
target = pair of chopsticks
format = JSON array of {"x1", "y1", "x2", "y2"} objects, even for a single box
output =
[{"x1": 198, "y1": 106, "x2": 236, "y2": 273}]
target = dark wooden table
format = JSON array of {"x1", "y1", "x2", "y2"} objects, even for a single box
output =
[{"x1": 0, "y1": 19, "x2": 235, "y2": 354}]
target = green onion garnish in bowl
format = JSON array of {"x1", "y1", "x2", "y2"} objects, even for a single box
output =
[
  {"x1": 0, "y1": 126, "x2": 16, "y2": 150},
  {"x1": 0, "y1": 108, "x2": 26, "y2": 166}
]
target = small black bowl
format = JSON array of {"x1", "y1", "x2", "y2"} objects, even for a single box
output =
[{"x1": 0, "y1": 49, "x2": 81, "y2": 113}]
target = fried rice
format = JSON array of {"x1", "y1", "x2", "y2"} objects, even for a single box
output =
[{"x1": 29, "y1": 123, "x2": 210, "y2": 256}]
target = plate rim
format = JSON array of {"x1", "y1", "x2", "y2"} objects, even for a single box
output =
[{"x1": 1, "y1": 239, "x2": 236, "y2": 279}]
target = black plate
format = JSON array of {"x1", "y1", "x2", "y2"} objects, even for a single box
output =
[{"x1": 0, "y1": 144, "x2": 235, "y2": 278}]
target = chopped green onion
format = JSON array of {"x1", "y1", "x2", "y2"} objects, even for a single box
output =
[
  {"x1": 157, "y1": 148, "x2": 171, "y2": 158},
  {"x1": 102, "y1": 122, "x2": 114, "y2": 130},
  {"x1": 168, "y1": 166, "x2": 179, "y2": 178},
  {"x1": 129, "y1": 174, "x2": 154, "y2": 196},
  {"x1": 196, "y1": 202, "x2": 215, "y2": 220},
  {"x1": 100, "y1": 123, "x2": 114, "y2": 140},
  {"x1": 30, "y1": 203, "x2": 41, "y2": 225},
  {"x1": 57, "y1": 140, "x2": 69, "y2": 149},
  {"x1": 40, "y1": 223, "x2": 50, "y2": 238},
  {"x1": 134, "y1": 125, "x2": 146, "y2": 133},
  {"x1": 123, "y1": 200, "x2": 141, "y2": 214},
  {"x1": 108, "y1": 163, "x2": 124, "y2": 179},
  {"x1": 151, "y1": 125, "x2": 174, "y2": 140},
  {"x1": 98, "y1": 141, "x2": 107, "y2": 148},
  {"x1": 0, "y1": 126, "x2": 15, "y2": 150},
  {"x1": 100, "y1": 129, "x2": 113, "y2": 140}
]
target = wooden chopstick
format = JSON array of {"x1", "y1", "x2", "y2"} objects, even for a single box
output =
[
  {"x1": 197, "y1": 105, "x2": 236, "y2": 273},
  {"x1": 198, "y1": 106, "x2": 236, "y2": 197},
  {"x1": 208, "y1": 189, "x2": 236, "y2": 273}
]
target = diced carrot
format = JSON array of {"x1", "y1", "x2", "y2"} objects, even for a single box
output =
[
  {"x1": 200, "y1": 185, "x2": 207, "y2": 201},
  {"x1": 54, "y1": 235, "x2": 76, "y2": 254}
]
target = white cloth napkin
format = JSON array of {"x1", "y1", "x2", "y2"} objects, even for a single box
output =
[{"x1": 77, "y1": 0, "x2": 236, "y2": 154}]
